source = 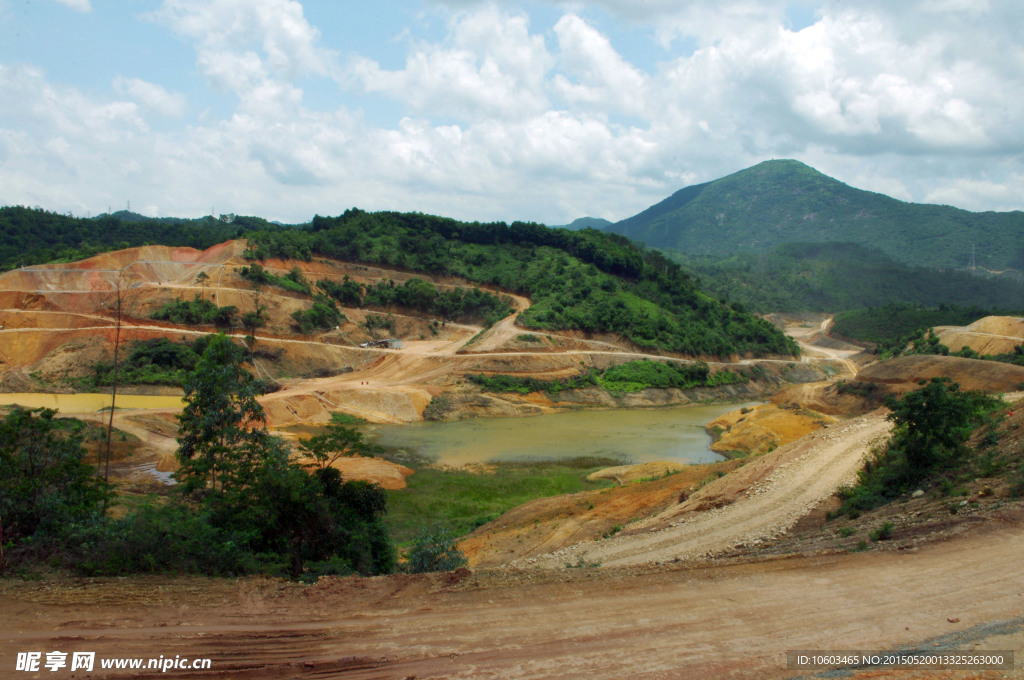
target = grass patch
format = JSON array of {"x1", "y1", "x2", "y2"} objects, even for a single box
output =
[
  {"x1": 330, "y1": 412, "x2": 367, "y2": 425},
  {"x1": 384, "y1": 457, "x2": 618, "y2": 545}
]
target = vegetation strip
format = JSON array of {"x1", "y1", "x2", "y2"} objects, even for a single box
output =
[{"x1": 468, "y1": 359, "x2": 749, "y2": 395}]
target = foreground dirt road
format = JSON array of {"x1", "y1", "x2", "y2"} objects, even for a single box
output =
[{"x1": 3, "y1": 517, "x2": 1024, "y2": 679}]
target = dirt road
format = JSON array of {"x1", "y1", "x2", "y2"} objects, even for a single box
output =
[
  {"x1": 3, "y1": 516, "x2": 1023, "y2": 679},
  {"x1": 524, "y1": 412, "x2": 891, "y2": 569}
]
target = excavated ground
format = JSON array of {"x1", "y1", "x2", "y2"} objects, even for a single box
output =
[{"x1": 6, "y1": 253, "x2": 1024, "y2": 678}]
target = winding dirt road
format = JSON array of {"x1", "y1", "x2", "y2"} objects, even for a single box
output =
[{"x1": 524, "y1": 412, "x2": 892, "y2": 569}]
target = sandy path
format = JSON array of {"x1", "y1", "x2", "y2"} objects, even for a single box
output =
[
  {"x1": 2, "y1": 519, "x2": 1024, "y2": 679},
  {"x1": 526, "y1": 412, "x2": 892, "y2": 569}
]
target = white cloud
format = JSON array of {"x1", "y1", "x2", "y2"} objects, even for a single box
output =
[
  {"x1": 147, "y1": 0, "x2": 334, "y2": 118},
  {"x1": 52, "y1": 0, "x2": 92, "y2": 12},
  {"x1": 551, "y1": 14, "x2": 647, "y2": 115},
  {"x1": 113, "y1": 77, "x2": 187, "y2": 118},
  {"x1": 348, "y1": 6, "x2": 552, "y2": 121},
  {"x1": 3, "y1": 0, "x2": 1024, "y2": 225}
]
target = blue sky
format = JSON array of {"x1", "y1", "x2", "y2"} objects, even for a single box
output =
[{"x1": 1, "y1": 0, "x2": 1022, "y2": 224}]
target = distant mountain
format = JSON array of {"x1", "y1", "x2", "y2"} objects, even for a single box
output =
[
  {"x1": 674, "y1": 242, "x2": 1024, "y2": 314},
  {"x1": 100, "y1": 210, "x2": 185, "y2": 224},
  {"x1": 610, "y1": 160, "x2": 1024, "y2": 273},
  {"x1": 551, "y1": 217, "x2": 613, "y2": 231}
]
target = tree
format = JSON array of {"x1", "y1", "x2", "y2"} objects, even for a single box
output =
[
  {"x1": 0, "y1": 407, "x2": 109, "y2": 568},
  {"x1": 241, "y1": 274, "x2": 267, "y2": 355},
  {"x1": 100, "y1": 268, "x2": 143, "y2": 487},
  {"x1": 883, "y1": 377, "x2": 997, "y2": 474},
  {"x1": 174, "y1": 336, "x2": 396, "y2": 577},
  {"x1": 298, "y1": 421, "x2": 377, "y2": 471},
  {"x1": 195, "y1": 270, "x2": 210, "y2": 301},
  {"x1": 175, "y1": 334, "x2": 268, "y2": 495}
]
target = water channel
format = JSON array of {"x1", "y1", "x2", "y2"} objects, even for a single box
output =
[
  {"x1": 369, "y1": 401, "x2": 759, "y2": 467},
  {"x1": 0, "y1": 393, "x2": 184, "y2": 412}
]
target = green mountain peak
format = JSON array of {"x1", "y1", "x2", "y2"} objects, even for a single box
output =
[{"x1": 610, "y1": 161, "x2": 1024, "y2": 272}]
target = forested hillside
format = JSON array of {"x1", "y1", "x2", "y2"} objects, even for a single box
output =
[
  {"x1": 0, "y1": 205, "x2": 797, "y2": 358},
  {"x1": 609, "y1": 160, "x2": 1024, "y2": 272},
  {"x1": 241, "y1": 210, "x2": 797, "y2": 358},
  {"x1": 0, "y1": 207, "x2": 262, "y2": 271},
  {"x1": 672, "y1": 242, "x2": 1024, "y2": 313}
]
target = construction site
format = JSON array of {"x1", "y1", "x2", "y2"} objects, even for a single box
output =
[{"x1": 2, "y1": 242, "x2": 1024, "y2": 678}]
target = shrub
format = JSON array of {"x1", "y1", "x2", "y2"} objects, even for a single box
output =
[
  {"x1": 869, "y1": 521, "x2": 895, "y2": 542},
  {"x1": 291, "y1": 295, "x2": 345, "y2": 334},
  {"x1": 834, "y1": 379, "x2": 1000, "y2": 517},
  {"x1": 405, "y1": 525, "x2": 468, "y2": 573}
]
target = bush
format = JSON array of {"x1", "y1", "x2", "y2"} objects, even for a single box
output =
[
  {"x1": 291, "y1": 295, "x2": 345, "y2": 334},
  {"x1": 151, "y1": 295, "x2": 237, "y2": 328},
  {"x1": 869, "y1": 521, "x2": 894, "y2": 542},
  {"x1": 405, "y1": 525, "x2": 468, "y2": 573},
  {"x1": 835, "y1": 378, "x2": 1000, "y2": 517},
  {"x1": 62, "y1": 504, "x2": 259, "y2": 576}
]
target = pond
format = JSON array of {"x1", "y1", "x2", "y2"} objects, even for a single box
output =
[
  {"x1": 369, "y1": 401, "x2": 759, "y2": 467},
  {"x1": 0, "y1": 393, "x2": 185, "y2": 413}
]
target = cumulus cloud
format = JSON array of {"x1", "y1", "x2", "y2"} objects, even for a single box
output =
[
  {"x1": 147, "y1": 0, "x2": 334, "y2": 118},
  {"x1": 349, "y1": 6, "x2": 552, "y2": 121},
  {"x1": 551, "y1": 14, "x2": 648, "y2": 115},
  {"x1": 113, "y1": 77, "x2": 187, "y2": 118},
  {"x1": 3, "y1": 0, "x2": 1024, "y2": 224}
]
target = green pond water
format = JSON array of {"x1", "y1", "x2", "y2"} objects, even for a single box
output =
[{"x1": 369, "y1": 401, "x2": 759, "y2": 467}]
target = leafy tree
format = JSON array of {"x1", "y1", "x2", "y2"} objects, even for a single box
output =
[
  {"x1": 174, "y1": 334, "x2": 396, "y2": 578},
  {"x1": 298, "y1": 421, "x2": 377, "y2": 471},
  {"x1": 195, "y1": 270, "x2": 210, "y2": 300},
  {"x1": 318, "y1": 275, "x2": 363, "y2": 307},
  {"x1": 836, "y1": 378, "x2": 1000, "y2": 516},
  {"x1": 0, "y1": 407, "x2": 110, "y2": 557},
  {"x1": 883, "y1": 378, "x2": 996, "y2": 473},
  {"x1": 175, "y1": 334, "x2": 268, "y2": 495},
  {"x1": 290, "y1": 294, "x2": 344, "y2": 334}
]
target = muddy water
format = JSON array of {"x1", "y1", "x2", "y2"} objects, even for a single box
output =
[
  {"x1": 370, "y1": 402, "x2": 760, "y2": 467},
  {"x1": 0, "y1": 393, "x2": 184, "y2": 412}
]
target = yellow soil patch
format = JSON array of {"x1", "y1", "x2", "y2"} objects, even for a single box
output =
[
  {"x1": 329, "y1": 456, "x2": 414, "y2": 490},
  {"x1": 935, "y1": 329, "x2": 1020, "y2": 356},
  {"x1": 587, "y1": 461, "x2": 690, "y2": 485},
  {"x1": 460, "y1": 459, "x2": 743, "y2": 568},
  {"x1": 965, "y1": 316, "x2": 1024, "y2": 338},
  {"x1": 707, "y1": 403, "x2": 835, "y2": 457},
  {"x1": 932, "y1": 316, "x2": 1024, "y2": 356},
  {"x1": 858, "y1": 354, "x2": 1024, "y2": 394}
]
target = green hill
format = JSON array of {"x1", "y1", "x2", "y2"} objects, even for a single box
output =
[
  {"x1": 0, "y1": 206, "x2": 266, "y2": 271},
  {"x1": 674, "y1": 242, "x2": 1024, "y2": 313},
  {"x1": 609, "y1": 160, "x2": 1024, "y2": 272},
  {"x1": 243, "y1": 211, "x2": 797, "y2": 358},
  {"x1": 551, "y1": 217, "x2": 613, "y2": 231},
  {"x1": 0, "y1": 205, "x2": 797, "y2": 359}
]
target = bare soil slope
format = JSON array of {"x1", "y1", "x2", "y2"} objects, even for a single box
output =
[
  {"x1": 3, "y1": 517, "x2": 1023, "y2": 679},
  {"x1": 524, "y1": 412, "x2": 891, "y2": 569},
  {"x1": 858, "y1": 354, "x2": 1024, "y2": 394},
  {"x1": 936, "y1": 315, "x2": 1024, "y2": 356}
]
